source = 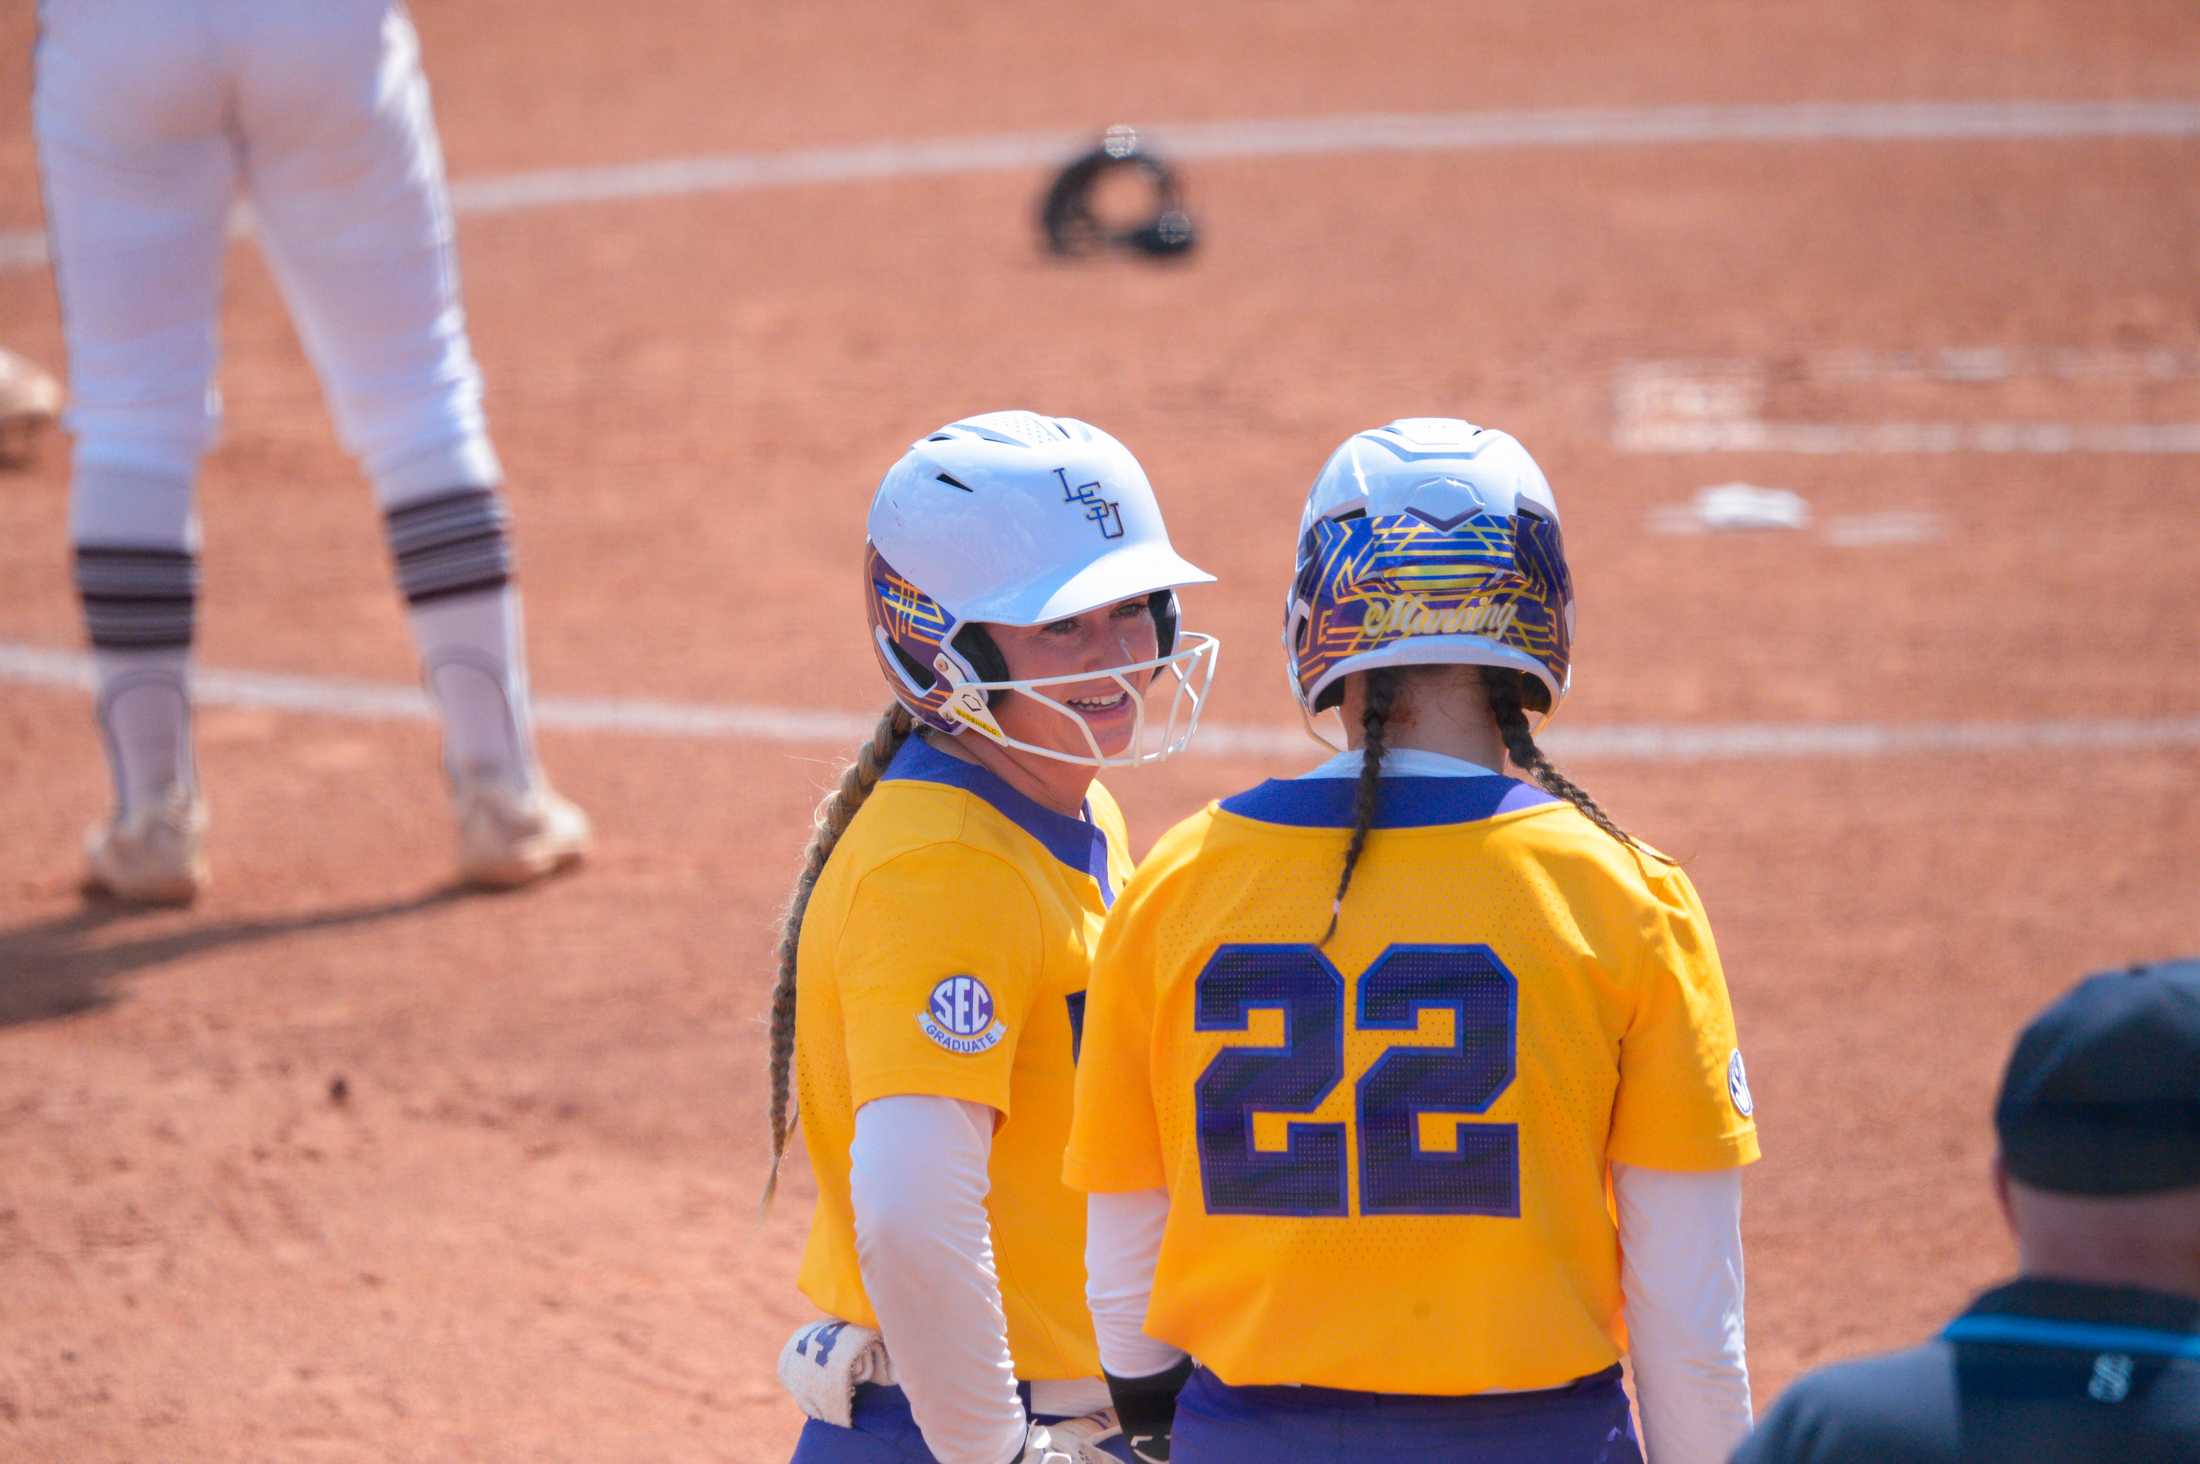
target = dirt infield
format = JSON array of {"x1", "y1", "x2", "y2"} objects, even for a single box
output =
[{"x1": 4, "y1": 3, "x2": 2197, "y2": 1458}]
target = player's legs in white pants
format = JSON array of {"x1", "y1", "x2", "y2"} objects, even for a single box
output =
[
  {"x1": 233, "y1": 1, "x2": 545, "y2": 796},
  {"x1": 35, "y1": 2, "x2": 231, "y2": 821},
  {"x1": 37, "y1": 0, "x2": 562, "y2": 876}
]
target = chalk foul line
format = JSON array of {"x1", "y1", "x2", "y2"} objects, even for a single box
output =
[{"x1": 4, "y1": 643, "x2": 2196, "y2": 764}]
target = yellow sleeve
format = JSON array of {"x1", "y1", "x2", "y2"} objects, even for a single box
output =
[
  {"x1": 834, "y1": 841, "x2": 1044, "y2": 1116},
  {"x1": 1062, "y1": 868, "x2": 1167, "y2": 1194},
  {"x1": 1606, "y1": 863, "x2": 1762, "y2": 1171}
]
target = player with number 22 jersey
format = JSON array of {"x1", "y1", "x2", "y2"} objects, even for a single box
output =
[{"x1": 1065, "y1": 419, "x2": 1761, "y2": 1463}]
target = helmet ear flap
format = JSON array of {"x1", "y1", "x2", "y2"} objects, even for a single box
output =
[
  {"x1": 882, "y1": 632, "x2": 937, "y2": 693},
  {"x1": 949, "y1": 623, "x2": 1011, "y2": 703}
]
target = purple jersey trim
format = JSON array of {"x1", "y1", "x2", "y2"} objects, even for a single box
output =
[
  {"x1": 882, "y1": 736, "x2": 1117, "y2": 908},
  {"x1": 1217, "y1": 775, "x2": 1556, "y2": 830}
]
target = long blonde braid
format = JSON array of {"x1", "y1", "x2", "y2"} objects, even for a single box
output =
[{"x1": 761, "y1": 703, "x2": 915, "y2": 1211}]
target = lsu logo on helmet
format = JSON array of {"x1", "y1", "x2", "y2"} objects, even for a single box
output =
[{"x1": 862, "y1": 411, "x2": 1220, "y2": 767}]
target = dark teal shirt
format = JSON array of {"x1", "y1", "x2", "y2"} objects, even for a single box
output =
[{"x1": 1733, "y1": 1278, "x2": 2199, "y2": 1463}]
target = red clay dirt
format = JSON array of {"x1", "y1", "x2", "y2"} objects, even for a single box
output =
[{"x1": 3, "y1": 2, "x2": 2198, "y2": 1459}]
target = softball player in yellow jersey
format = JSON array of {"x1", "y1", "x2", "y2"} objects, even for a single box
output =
[
  {"x1": 1065, "y1": 419, "x2": 1760, "y2": 1463},
  {"x1": 764, "y1": 413, "x2": 1220, "y2": 1464}
]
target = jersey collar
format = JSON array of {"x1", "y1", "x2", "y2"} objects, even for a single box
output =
[
  {"x1": 883, "y1": 735, "x2": 1116, "y2": 906},
  {"x1": 1300, "y1": 746, "x2": 1500, "y2": 780},
  {"x1": 1219, "y1": 772, "x2": 1554, "y2": 830}
]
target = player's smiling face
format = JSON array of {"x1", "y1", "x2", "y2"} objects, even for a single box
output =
[
  {"x1": 924, "y1": 593, "x2": 1167, "y2": 815},
  {"x1": 989, "y1": 594, "x2": 1160, "y2": 763}
]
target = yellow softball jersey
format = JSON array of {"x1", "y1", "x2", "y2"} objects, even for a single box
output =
[
  {"x1": 795, "y1": 734, "x2": 1134, "y2": 1381},
  {"x1": 1063, "y1": 772, "x2": 1759, "y2": 1395}
]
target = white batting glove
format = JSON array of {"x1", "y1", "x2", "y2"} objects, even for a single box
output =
[
  {"x1": 1035, "y1": 1409, "x2": 1127, "y2": 1463},
  {"x1": 775, "y1": 1317, "x2": 894, "y2": 1428}
]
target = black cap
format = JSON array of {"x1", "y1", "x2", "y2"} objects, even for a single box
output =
[{"x1": 1994, "y1": 959, "x2": 2200, "y2": 1196}]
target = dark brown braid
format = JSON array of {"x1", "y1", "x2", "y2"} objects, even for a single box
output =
[
  {"x1": 761, "y1": 703, "x2": 915, "y2": 1211},
  {"x1": 1480, "y1": 667, "x2": 1647, "y2": 854},
  {"x1": 1322, "y1": 667, "x2": 1399, "y2": 945}
]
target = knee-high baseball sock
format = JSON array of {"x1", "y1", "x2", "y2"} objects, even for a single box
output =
[
  {"x1": 381, "y1": 484, "x2": 540, "y2": 793},
  {"x1": 70, "y1": 464, "x2": 200, "y2": 818}
]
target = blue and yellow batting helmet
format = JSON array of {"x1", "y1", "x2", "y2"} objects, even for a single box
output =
[{"x1": 1286, "y1": 418, "x2": 1574, "y2": 732}]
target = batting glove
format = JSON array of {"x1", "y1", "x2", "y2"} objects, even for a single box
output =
[
  {"x1": 775, "y1": 1318, "x2": 893, "y2": 1428},
  {"x1": 1105, "y1": 1357, "x2": 1193, "y2": 1463}
]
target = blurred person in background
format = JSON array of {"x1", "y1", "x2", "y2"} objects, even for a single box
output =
[
  {"x1": 1734, "y1": 959, "x2": 2200, "y2": 1463},
  {"x1": 33, "y1": 0, "x2": 588, "y2": 904}
]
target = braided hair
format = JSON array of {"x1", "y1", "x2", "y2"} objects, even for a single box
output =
[
  {"x1": 761, "y1": 703, "x2": 914, "y2": 1211},
  {"x1": 1323, "y1": 666, "x2": 1650, "y2": 943},
  {"x1": 1478, "y1": 667, "x2": 1645, "y2": 854},
  {"x1": 1321, "y1": 667, "x2": 1399, "y2": 945}
]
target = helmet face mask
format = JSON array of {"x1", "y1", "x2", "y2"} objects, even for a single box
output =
[
  {"x1": 1285, "y1": 418, "x2": 1574, "y2": 750},
  {"x1": 866, "y1": 412, "x2": 1218, "y2": 768},
  {"x1": 935, "y1": 624, "x2": 1220, "y2": 767}
]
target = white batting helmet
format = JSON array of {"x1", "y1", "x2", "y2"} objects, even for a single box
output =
[{"x1": 865, "y1": 411, "x2": 1219, "y2": 765}]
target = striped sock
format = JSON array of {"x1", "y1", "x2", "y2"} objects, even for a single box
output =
[
  {"x1": 73, "y1": 544, "x2": 198, "y2": 814},
  {"x1": 383, "y1": 486, "x2": 536, "y2": 790},
  {"x1": 383, "y1": 487, "x2": 513, "y2": 605},
  {"x1": 73, "y1": 544, "x2": 197, "y2": 651}
]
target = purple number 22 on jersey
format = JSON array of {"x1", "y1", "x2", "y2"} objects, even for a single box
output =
[{"x1": 1192, "y1": 943, "x2": 1519, "y2": 1218}]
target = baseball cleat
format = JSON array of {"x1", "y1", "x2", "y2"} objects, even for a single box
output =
[
  {"x1": 0, "y1": 345, "x2": 63, "y2": 468},
  {"x1": 453, "y1": 780, "x2": 590, "y2": 890},
  {"x1": 82, "y1": 785, "x2": 209, "y2": 906}
]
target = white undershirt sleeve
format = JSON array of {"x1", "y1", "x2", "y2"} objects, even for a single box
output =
[
  {"x1": 1612, "y1": 1161, "x2": 1752, "y2": 1464},
  {"x1": 850, "y1": 1095, "x2": 1026, "y2": 1464},
  {"x1": 1084, "y1": 1188, "x2": 1187, "y2": 1379}
]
